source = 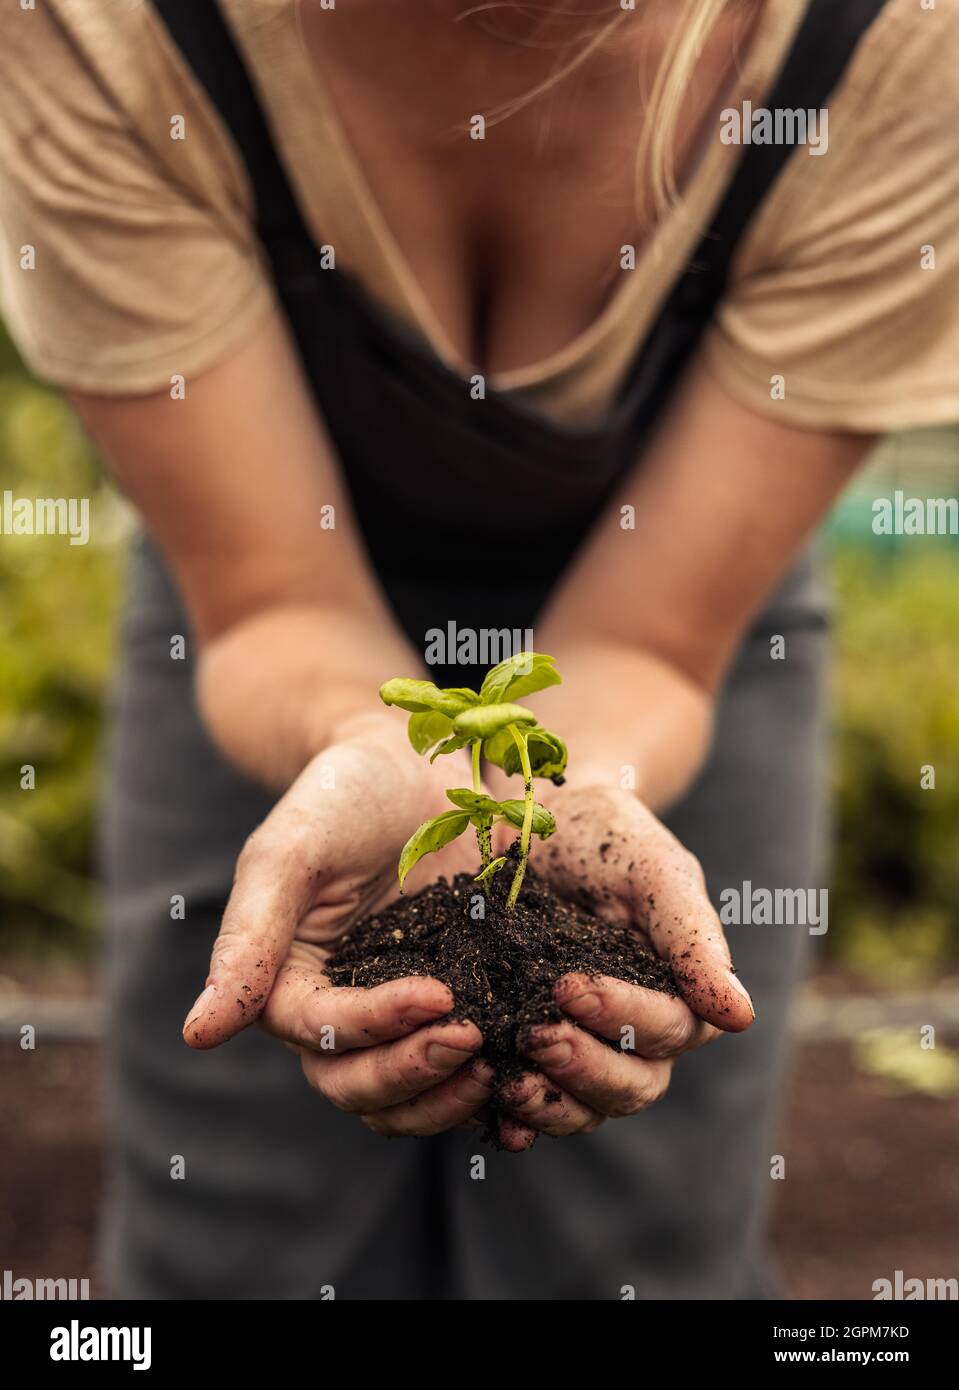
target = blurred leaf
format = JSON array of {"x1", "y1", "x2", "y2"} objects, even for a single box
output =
[
  {"x1": 0, "y1": 335, "x2": 123, "y2": 954},
  {"x1": 852, "y1": 1029, "x2": 959, "y2": 1098},
  {"x1": 828, "y1": 542, "x2": 959, "y2": 982}
]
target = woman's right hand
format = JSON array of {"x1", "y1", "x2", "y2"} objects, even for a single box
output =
[{"x1": 180, "y1": 718, "x2": 511, "y2": 1140}]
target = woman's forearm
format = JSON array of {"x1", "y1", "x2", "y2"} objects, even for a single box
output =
[
  {"x1": 196, "y1": 603, "x2": 421, "y2": 790},
  {"x1": 521, "y1": 367, "x2": 873, "y2": 814},
  {"x1": 521, "y1": 635, "x2": 715, "y2": 812}
]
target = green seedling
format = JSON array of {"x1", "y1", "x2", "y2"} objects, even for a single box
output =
[{"x1": 380, "y1": 651, "x2": 568, "y2": 909}]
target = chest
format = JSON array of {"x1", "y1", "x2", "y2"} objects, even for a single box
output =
[{"x1": 297, "y1": 4, "x2": 754, "y2": 375}]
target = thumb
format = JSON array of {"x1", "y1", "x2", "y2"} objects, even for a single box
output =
[
  {"x1": 182, "y1": 820, "x2": 315, "y2": 1049},
  {"x1": 641, "y1": 834, "x2": 755, "y2": 1033}
]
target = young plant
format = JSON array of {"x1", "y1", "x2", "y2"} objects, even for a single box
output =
[{"x1": 379, "y1": 651, "x2": 568, "y2": 909}]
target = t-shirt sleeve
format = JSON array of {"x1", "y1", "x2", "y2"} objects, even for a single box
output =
[
  {"x1": 0, "y1": 4, "x2": 274, "y2": 395},
  {"x1": 701, "y1": 1, "x2": 959, "y2": 434}
]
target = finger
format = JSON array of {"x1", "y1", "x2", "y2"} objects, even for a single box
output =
[
  {"x1": 361, "y1": 1061, "x2": 495, "y2": 1137},
  {"x1": 301, "y1": 1018, "x2": 482, "y2": 1112},
  {"x1": 496, "y1": 1114, "x2": 539, "y2": 1153},
  {"x1": 636, "y1": 832, "x2": 755, "y2": 1032},
  {"x1": 554, "y1": 973, "x2": 719, "y2": 1058},
  {"x1": 260, "y1": 959, "x2": 454, "y2": 1052},
  {"x1": 521, "y1": 1021, "x2": 672, "y2": 1117},
  {"x1": 459, "y1": 1104, "x2": 493, "y2": 1133},
  {"x1": 182, "y1": 811, "x2": 324, "y2": 1049},
  {"x1": 497, "y1": 1069, "x2": 604, "y2": 1137}
]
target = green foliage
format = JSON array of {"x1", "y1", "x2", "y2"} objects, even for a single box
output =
[
  {"x1": 478, "y1": 651, "x2": 562, "y2": 704},
  {"x1": 0, "y1": 333, "x2": 126, "y2": 955},
  {"x1": 406, "y1": 710, "x2": 456, "y2": 755},
  {"x1": 451, "y1": 701, "x2": 537, "y2": 741},
  {"x1": 485, "y1": 725, "x2": 568, "y2": 780},
  {"x1": 397, "y1": 809, "x2": 471, "y2": 889},
  {"x1": 475, "y1": 855, "x2": 508, "y2": 891},
  {"x1": 852, "y1": 1029, "x2": 959, "y2": 1098},
  {"x1": 378, "y1": 677, "x2": 478, "y2": 717},
  {"x1": 383, "y1": 652, "x2": 566, "y2": 906},
  {"x1": 445, "y1": 788, "x2": 504, "y2": 816},
  {"x1": 445, "y1": 787, "x2": 556, "y2": 837},
  {"x1": 500, "y1": 799, "x2": 556, "y2": 838},
  {"x1": 828, "y1": 544, "x2": 959, "y2": 983}
]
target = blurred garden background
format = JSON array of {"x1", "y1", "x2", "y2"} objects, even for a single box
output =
[{"x1": 1, "y1": 318, "x2": 957, "y2": 1297}]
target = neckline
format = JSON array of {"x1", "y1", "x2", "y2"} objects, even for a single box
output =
[{"x1": 225, "y1": 1, "x2": 805, "y2": 389}]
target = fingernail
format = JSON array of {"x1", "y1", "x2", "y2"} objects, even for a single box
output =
[
  {"x1": 183, "y1": 984, "x2": 217, "y2": 1032},
  {"x1": 468, "y1": 1060, "x2": 495, "y2": 1086},
  {"x1": 527, "y1": 1039, "x2": 573, "y2": 1068},
  {"x1": 402, "y1": 1004, "x2": 449, "y2": 1026},
  {"x1": 727, "y1": 971, "x2": 756, "y2": 1019},
  {"x1": 427, "y1": 1041, "x2": 476, "y2": 1070},
  {"x1": 562, "y1": 991, "x2": 602, "y2": 1020}
]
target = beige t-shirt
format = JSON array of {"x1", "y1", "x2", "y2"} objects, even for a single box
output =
[{"x1": 0, "y1": 0, "x2": 957, "y2": 432}]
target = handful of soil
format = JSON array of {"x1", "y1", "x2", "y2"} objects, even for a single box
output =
[{"x1": 326, "y1": 855, "x2": 678, "y2": 1096}]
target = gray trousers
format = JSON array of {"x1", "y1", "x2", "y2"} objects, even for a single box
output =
[{"x1": 98, "y1": 535, "x2": 828, "y2": 1300}]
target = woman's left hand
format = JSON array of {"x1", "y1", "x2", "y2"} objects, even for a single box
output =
[{"x1": 492, "y1": 783, "x2": 755, "y2": 1146}]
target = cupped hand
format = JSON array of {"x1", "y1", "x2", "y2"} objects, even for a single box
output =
[
  {"x1": 181, "y1": 718, "x2": 496, "y2": 1136},
  {"x1": 493, "y1": 783, "x2": 754, "y2": 1139}
]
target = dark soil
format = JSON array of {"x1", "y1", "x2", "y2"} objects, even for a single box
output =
[{"x1": 326, "y1": 853, "x2": 678, "y2": 1114}]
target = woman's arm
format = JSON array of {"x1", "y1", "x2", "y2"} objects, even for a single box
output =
[
  {"x1": 535, "y1": 357, "x2": 875, "y2": 809},
  {"x1": 70, "y1": 307, "x2": 423, "y2": 791},
  {"x1": 69, "y1": 307, "x2": 505, "y2": 1139}
]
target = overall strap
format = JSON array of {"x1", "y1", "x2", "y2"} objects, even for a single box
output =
[
  {"x1": 152, "y1": 0, "x2": 312, "y2": 265},
  {"x1": 153, "y1": 0, "x2": 891, "y2": 311},
  {"x1": 683, "y1": 0, "x2": 891, "y2": 311}
]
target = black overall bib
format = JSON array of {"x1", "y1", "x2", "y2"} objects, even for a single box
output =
[{"x1": 100, "y1": 0, "x2": 887, "y2": 1299}]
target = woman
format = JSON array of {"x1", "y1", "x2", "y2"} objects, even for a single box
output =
[{"x1": 1, "y1": 0, "x2": 956, "y2": 1300}]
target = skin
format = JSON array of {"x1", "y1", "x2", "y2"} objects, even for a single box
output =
[
  {"x1": 299, "y1": 0, "x2": 764, "y2": 375},
  {"x1": 68, "y1": 1, "x2": 874, "y2": 1150}
]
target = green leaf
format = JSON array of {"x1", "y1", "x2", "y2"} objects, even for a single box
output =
[
  {"x1": 397, "y1": 810, "x2": 471, "y2": 889},
  {"x1": 480, "y1": 726, "x2": 514, "y2": 771},
  {"x1": 452, "y1": 702, "x2": 537, "y2": 741},
  {"x1": 429, "y1": 733, "x2": 472, "y2": 762},
  {"x1": 479, "y1": 651, "x2": 561, "y2": 705},
  {"x1": 407, "y1": 710, "x2": 453, "y2": 755},
  {"x1": 446, "y1": 788, "x2": 505, "y2": 817},
  {"x1": 440, "y1": 687, "x2": 482, "y2": 707},
  {"x1": 501, "y1": 800, "x2": 556, "y2": 838},
  {"x1": 482, "y1": 725, "x2": 567, "y2": 781},
  {"x1": 515, "y1": 727, "x2": 568, "y2": 780},
  {"x1": 474, "y1": 856, "x2": 508, "y2": 890},
  {"x1": 380, "y1": 678, "x2": 477, "y2": 718}
]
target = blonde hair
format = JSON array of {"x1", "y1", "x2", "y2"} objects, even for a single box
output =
[
  {"x1": 464, "y1": 0, "x2": 737, "y2": 217},
  {"x1": 637, "y1": 0, "x2": 733, "y2": 213}
]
